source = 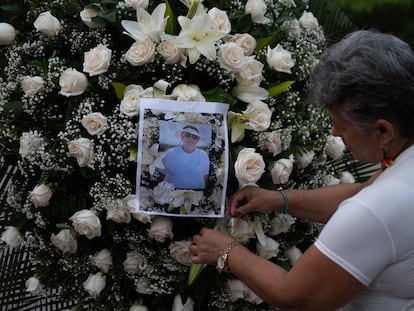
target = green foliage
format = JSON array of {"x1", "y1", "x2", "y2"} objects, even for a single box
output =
[
  {"x1": 336, "y1": 0, "x2": 412, "y2": 14},
  {"x1": 309, "y1": 0, "x2": 357, "y2": 44}
]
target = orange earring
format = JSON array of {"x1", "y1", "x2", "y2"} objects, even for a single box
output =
[{"x1": 382, "y1": 149, "x2": 394, "y2": 170}]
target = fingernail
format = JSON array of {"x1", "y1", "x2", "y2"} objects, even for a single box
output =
[{"x1": 233, "y1": 210, "x2": 241, "y2": 217}]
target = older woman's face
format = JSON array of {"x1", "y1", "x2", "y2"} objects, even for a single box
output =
[{"x1": 328, "y1": 109, "x2": 382, "y2": 164}]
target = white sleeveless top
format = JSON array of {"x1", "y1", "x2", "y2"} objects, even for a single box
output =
[{"x1": 315, "y1": 145, "x2": 414, "y2": 310}]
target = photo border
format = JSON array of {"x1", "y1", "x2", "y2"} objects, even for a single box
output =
[{"x1": 136, "y1": 98, "x2": 229, "y2": 218}]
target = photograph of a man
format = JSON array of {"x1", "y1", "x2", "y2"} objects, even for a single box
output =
[{"x1": 160, "y1": 124, "x2": 210, "y2": 190}]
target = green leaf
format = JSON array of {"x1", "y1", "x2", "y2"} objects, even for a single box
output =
[
  {"x1": 165, "y1": 0, "x2": 179, "y2": 35},
  {"x1": 112, "y1": 82, "x2": 127, "y2": 100},
  {"x1": 234, "y1": 14, "x2": 252, "y2": 33},
  {"x1": 102, "y1": 10, "x2": 117, "y2": 23},
  {"x1": 0, "y1": 4, "x2": 18, "y2": 11},
  {"x1": 202, "y1": 86, "x2": 236, "y2": 105},
  {"x1": 188, "y1": 263, "x2": 206, "y2": 285},
  {"x1": 268, "y1": 80, "x2": 295, "y2": 97},
  {"x1": 256, "y1": 35, "x2": 280, "y2": 51}
]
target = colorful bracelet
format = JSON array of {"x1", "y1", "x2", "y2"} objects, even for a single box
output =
[{"x1": 277, "y1": 187, "x2": 289, "y2": 214}]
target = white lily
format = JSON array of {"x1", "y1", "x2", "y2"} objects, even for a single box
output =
[
  {"x1": 173, "y1": 13, "x2": 224, "y2": 64},
  {"x1": 251, "y1": 219, "x2": 266, "y2": 246},
  {"x1": 141, "y1": 143, "x2": 166, "y2": 175},
  {"x1": 121, "y1": 3, "x2": 168, "y2": 42},
  {"x1": 232, "y1": 84, "x2": 268, "y2": 104},
  {"x1": 172, "y1": 190, "x2": 203, "y2": 214},
  {"x1": 228, "y1": 111, "x2": 248, "y2": 143}
]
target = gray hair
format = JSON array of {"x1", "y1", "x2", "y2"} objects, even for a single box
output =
[{"x1": 307, "y1": 30, "x2": 414, "y2": 137}]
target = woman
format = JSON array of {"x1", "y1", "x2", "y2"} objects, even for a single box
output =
[{"x1": 190, "y1": 30, "x2": 414, "y2": 310}]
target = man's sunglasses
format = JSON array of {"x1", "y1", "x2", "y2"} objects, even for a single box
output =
[{"x1": 183, "y1": 132, "x2": 200, "y2": 139}]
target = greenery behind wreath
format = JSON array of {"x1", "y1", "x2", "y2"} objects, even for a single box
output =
[{"x1": 0, "y1": 0, "x2": 378, "y2": 310}]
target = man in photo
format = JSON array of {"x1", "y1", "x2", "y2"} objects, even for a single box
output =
[{"x1": 161, "y1": 125, "x2": 210, "y2": 189}]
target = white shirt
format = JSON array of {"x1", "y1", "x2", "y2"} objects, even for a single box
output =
[{"x1": 315, "y1": 145, "x2": 414, "y2": 310}]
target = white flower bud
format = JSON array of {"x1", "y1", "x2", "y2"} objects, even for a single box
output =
[
  {"x1": 21, "y1": 76, "x2": 45, "y2": 96},
  {"x1": 33, "y1": 11, "x2": 61, "y2": 37},
  {"x1": 0, "y1": 23, "x2": 16, "y2": 45}
]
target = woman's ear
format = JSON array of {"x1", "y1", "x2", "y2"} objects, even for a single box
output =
[{"x1": 376, "y1": 119, "x2": 395, "y2": 145}]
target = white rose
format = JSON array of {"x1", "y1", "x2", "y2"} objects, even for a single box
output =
[
  {"x1": 80, "y1": 7, "x2": 104, "y2": 29},
  {"x1": 125, "y1": 0, "x2": 149, "y2": 10},
  {"x1": 234, "y1": 148, "x2": 265, "y2": 187},
  {"x1": 130, "y1": 305, "x2": 149, "y2": 311},
  {"x1": 172, "y1": 295, "x2": 195, "y2": 311},
  {"x1": 147, "y1": 216, "x2": 173, "y2": 242},
  {"x1": 125, "y1": 37, "x2": 155, "y2": 66},
  {"x1": 157, "y1": 40, "x2": 183, "y2": 65},
  {"x1": 230, "y1": 33, "x2": 256, "y2": 56},
  {"x1": 281, "y1": 19, "x2": 301, "y2": 38},
  {"x1": 132, "y1": 211, "x2": 153, "y2": 223},
  {"x1": 28, "y1": 183, "x2": 53, "y2": 207},
  {"x1": 106, "y1": 199, "x2": 132, "y2": 224},
  {"x1": 270, "y1": 155, "x2": 295, "y2": 185},
  {"x1": 91, "y1": 249, "x2": 113, "y2": 273},
  {"x1": 67, "y1": 137, "x2": 94, "y2": 167},
  {"x1": 1, "y1": 226, "x2": 23, "y2": 248},
  {"x1": 217, "y1": 42, "x2": 246, "y2": 73},
  {"x1": 83, "y1": 44, "x2": 112, "y2": 76},
  {"x1": 124, "y1": 194, "x2": 154, "y2": 223},
  {"x1": 226, "y1": 279, "x2": 245, "y2": 301},
  {"x1": 245, "y1": 0, "x2": 270, "y2": 24},
  {"x1": 324, "y1": 175, "x2": 341, "y2": 186},
  {"x1": 262, "y1": 131, "x2": 282, "y2": 156},
  {"x1": 266, "y1": 44, "x2": 294, "y2": 74},
  {"x1": 244, "y1": 286, "x2": 263, "y2": 304},
  {"x1": 69, "y1": 209, "x2": 101, "y2": 239},
  {"x1": 226, "y1": 279, "x2": 262, "y2": 304},
  {"x1": 296, "y1": 151, "x2": 315, "y2": 169},
  {"x1": 81, "y1": 112, "x2": 108, "y2": 136},
  {"x1": 235, "y1": 57, "x2": 263, "y2": 86},
  {"x1": 50, "y1": 229, "x2": 78, "y2": 254},
  {"x1": 59, "y1": 68, "x2": 88, "y2": 97},
  {"x1": 120, "y1": 84, "x2": 153, "y2": 117},
  {"x1": 169, "y1": 240, "x2": 192, "y2": 266},
  {"x1": 230, "y1": 218, "x2": 255, "y2": 243},
  {"x1": 256, "y1": 236, "x2": 280, "y2": 259},
  {"x1": 123, "y1": 250, "x2": 146, "y2": 274},
  {"x1": 83, "y1": 272, "x2": 106, "y2": 298},
  {"x1": 340, "y1": 171, "x2": 355, "y2": 184},
  {"x1": 324, "y1": 135, "x2": 345, "y2": 160},
  {"x1": 171, "y1": 84, "x2": 205, "y2": 102},
  {"x1": 299, "y1": 11, "x2": 319, "y2": 30},
  {"x1": 21, "y1": 76, "x2": 45, "y2": 96},
  {"x1": 244, "y1": 100, "x2": 271, "y2": 131},
  {"x1": 0, "y1": 23, "x2": 16, "y2": 45},
  {"x1": 33, "y1": 11, "x2": 61, "y2": 37},
  {"x1": 269, "y1": 213, "x2": 296, "y2": 236},
  {"x1": 25, "y1": 277, "x2": 43, "y2": 295},
  {"x1": 135, "y1": 277, "x2": 151, "y2": 294},
  {"x1": 208, "y1": 8, "x2": 231, "y2": 34},
  {"x1": 284, "y1": 245, "x2": 303, "y2": 265}
]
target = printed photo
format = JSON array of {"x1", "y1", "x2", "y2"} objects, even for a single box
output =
[{"x1": 136, "y1": 98, "x2": 229, "y2": 217}]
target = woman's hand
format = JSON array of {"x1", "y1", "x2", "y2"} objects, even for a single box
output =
[
  {"x1": 229, "y1": 186, "x2": 281, "y2": 218},
  {"x1": 190, "y1": 228, "x2": 234, "y2": 266}
]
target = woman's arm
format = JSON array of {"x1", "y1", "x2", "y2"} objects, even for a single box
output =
[
  {"x1": 229, "y1": 171, "x2": 381, "y2": 224},
  {"x1": 229, "y1": 183, "x2": 359, "y2": 224},
  {"x1": 191, "y1": 228, "x2": 364, "y2": 311}
]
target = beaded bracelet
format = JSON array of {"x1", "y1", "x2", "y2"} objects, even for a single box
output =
[{"x1": 277, "y1": 187, "x2": 289, "y2": 214}]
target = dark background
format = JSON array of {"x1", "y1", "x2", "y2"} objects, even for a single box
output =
[{"x1": 335, "y1": 0, "x2": 414, "y2": 47}]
